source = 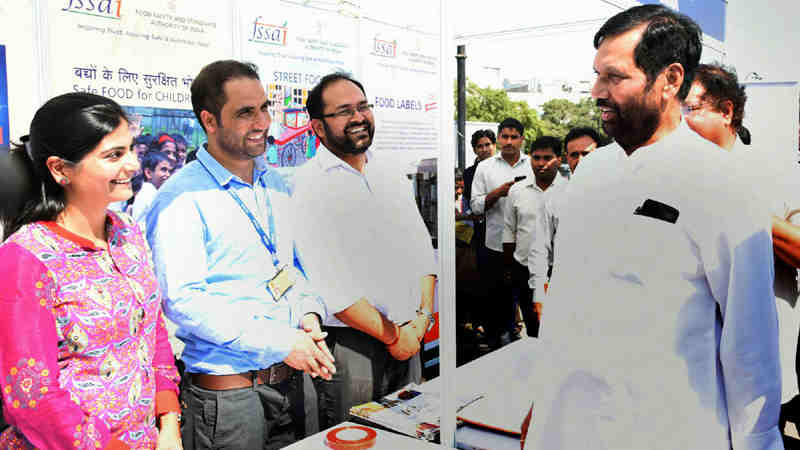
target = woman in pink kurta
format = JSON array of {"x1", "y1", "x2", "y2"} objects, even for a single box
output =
[{"x1": 0, "y1": 93, "x2": 181, "y2": 449}]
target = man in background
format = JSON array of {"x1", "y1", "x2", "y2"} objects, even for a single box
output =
[
  {"x1": 502, "y1": 136, "x2": 562, "y2": 337},
  {"x1": 528, "y1": 127, "x2": 600, "y2": 324},
  {"x1": 470, "y1": 118, "x2": 532, "y2": 349}
]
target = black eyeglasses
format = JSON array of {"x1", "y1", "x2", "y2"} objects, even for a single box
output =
[{"x1": 322, "y1": 103, "x2": 374, "y2": 119}]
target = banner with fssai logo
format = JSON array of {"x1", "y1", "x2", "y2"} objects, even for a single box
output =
[
  {"x1": 44, "y1": 0, "x2": 235, "y2": 156},
  {"x1": 361, "y1": 19, "x2": 440, "y2": 164},
  {"x1": 239, "y1": 0, "x2": 358, "y2": 169},
  {"x1": 47, "y1": 0, "x2": 233, "y2": 110}
]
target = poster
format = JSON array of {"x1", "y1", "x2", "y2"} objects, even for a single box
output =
[
  {"x1": 360, "y1": 19, "x2": 441, "y2": 165},
  {"x1": 48, "y1": 0, "x2": 233, "y2": 109},
  {"x1": 239, "y1": 0, "x2": 359, "y2": 169},
  {"x1": 45, "y1": 0, "x2": 236, "y2": 156}
]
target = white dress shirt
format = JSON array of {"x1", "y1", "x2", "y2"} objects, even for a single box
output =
[
  {"x1": 292, "y1": 147, "x2": 437, "y2": 327},
  {"x1": 502, "y1": 175, "x2": 561, "y2": 266},
  {"x1": 132, "y1": 181, "x2": 157, "y2": 223},
  {"x1": 527, "y1": 122, "x2": 781, "y2": 450},
  {"x1": 528, "y1": 180, "x2": 568, "y2": 295},
  {"x1": 470, "y1": 153, "x2": 533, "y2": 252}
]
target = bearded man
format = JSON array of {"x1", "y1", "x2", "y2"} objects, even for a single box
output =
[
  {"x1": 292, "y1": 73, "x2": 437, "y2": 430},
  {"x1": 523, "y1": 5, "x2": 781, "y2": 450}
]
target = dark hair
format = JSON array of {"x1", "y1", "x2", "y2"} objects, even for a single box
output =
[
  {"x1": 152, "y1": 132, "x2": 175, "y2": 152},
  {"x1": 530, "y1": 136, "x2": 562, "y2": 157},
  {"x1": 133, "y1": 133, "x2": 153, "y2": 148},
  {"x1": 594, "y1": 4, "x2": 702, "y2": 100},
  {"x1": 171, "y1": 134, "x2": 188, "y2": 148},
  {"x1": 191, "y1": 60, "x2": 260, "y2": 133},
  {"x1": 693, "y1": 63, "x2": 750, "y2": 145},
  {"x1": 141, "y1": 150, "x2": 172, "y2": 177},
  {"x1": 564, "y1": 127, "x2": 601, "y2": 152},
  {"x1": 306, "y1": 72, "x2": 367, "y2": 120},
  {"x1": 185, "y1": 150, "x2": 198, "y2": 164},
  {"x1": 497, "y1": 118, "x2": 524, "y2": 137},
  {"x1": 1, "y1": 93, "x2": 128, "y2": 240},
  {"x1": 470, "y1": 129, "x2": 496, "y2": 148}
]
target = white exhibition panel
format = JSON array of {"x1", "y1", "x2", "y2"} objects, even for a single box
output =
[
  {"x1": 46, "y1": 0, "x2": 234, "y2": 109},
  {"x1": 741, "y1": 81, "x2": 799, "y2": 170}
]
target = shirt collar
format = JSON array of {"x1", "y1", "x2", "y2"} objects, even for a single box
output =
[
  {"x1": 315, "y1": 145, "x2": 374, "y2": 174},
  {"x1": 196, "y1": 146, "x2": 268, "y2": 187},
  {"x1": 524, "y1": 171, "x2": 562, "y2": 190},
  {"x1": 492, "y1": 151, "x2": 529, "y2": 168}
]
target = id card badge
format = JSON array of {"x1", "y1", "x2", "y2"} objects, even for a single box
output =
[{"x1": 267, "y1": 265, "x2": 295, "y2": 301}]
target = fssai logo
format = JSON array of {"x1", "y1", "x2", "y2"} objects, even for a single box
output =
[
  {"x1": 249, "y1": 17, "x2": 288, "y2": 46},
  {"x1": 62, "y1": 0, "x2": 122, "y2": 19},
  {"x1": 372, "y1": 37, "x2": 397, "y2": 58}
]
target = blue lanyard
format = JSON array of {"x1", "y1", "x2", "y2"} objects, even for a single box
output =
[{"x1": 199, "y1": 158, "x2": 280, "y2": 268}]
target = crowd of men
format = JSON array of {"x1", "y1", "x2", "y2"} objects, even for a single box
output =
[{"x1": 457, "y1": 124, "x2": 601, "y2": 352}]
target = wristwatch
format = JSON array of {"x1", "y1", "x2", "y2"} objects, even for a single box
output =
[{"x1": 416, "y1": 308, "x2": 436, "y2": 333}]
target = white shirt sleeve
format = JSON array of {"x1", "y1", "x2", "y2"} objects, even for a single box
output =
[
  {"x1": 529, "y1": 198, "x2": 554, "y2": 298},
  {"x1": 132, "y1": 182, "x2": 157, "y2": 223},
  {"x1": 470, "y1": 162, "x2": 488, "y2": 215},
  {"x1": 702, "y1": 200, "x2": 782, "y2": 450}
]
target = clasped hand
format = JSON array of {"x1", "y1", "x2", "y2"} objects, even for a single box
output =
[
  {"x1": 387, "y1": 318, "x2": 426, "y2": 361},
  {"x1": 285, "y1": 314, "x2": 336, "y2": 380}
]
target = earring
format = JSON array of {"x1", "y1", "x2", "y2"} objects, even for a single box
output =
[{"x1": 60, "y1": 178, "x2": 70, "y2": 185}]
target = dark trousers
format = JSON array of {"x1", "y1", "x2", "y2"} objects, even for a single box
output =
[
  {"x1": 510, "y1": 259, "x2": 539, "y2": 337},
  {"x1": 471, "y1": 222, "x2": 490, "y2": 327},
  {"x1": 313, "y1": 326, "x2": 422, "y2": 430},
  {"x1": 180, "y1": 371, "x2": 301, "y2": 450},
  {"x1": 485, "y1": 248, "x2": 512, "y2": 348}
]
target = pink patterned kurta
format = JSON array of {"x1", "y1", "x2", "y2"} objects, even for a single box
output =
[{"x1": 0, "y1": 212, "x2": 180, "y2": 449}]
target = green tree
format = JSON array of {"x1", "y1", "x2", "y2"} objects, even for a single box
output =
[
  {"x1": 456, "y1": 81, "x2": 546, "y2": 146},
  {"x1": 539, "y1": 97, "x2": 605, "y2": 141},
  {"x1": 456, "y1": 81, "x2": 608, "y2": 148}
]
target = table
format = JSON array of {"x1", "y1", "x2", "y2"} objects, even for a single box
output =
[
  {"x1": 284, "y1": 421, "x2": 442, "y2": 449},
  {"x1": 426, "y1": 338, "x2": 538, "y2": 449},
  {"x1": 288, "y1": 338, "x2": 542, "y2": 449}
]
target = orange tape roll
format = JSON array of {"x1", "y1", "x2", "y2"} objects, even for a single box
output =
[{"x1": 324, "y1": 425, "x2": 378, "y2": 450}]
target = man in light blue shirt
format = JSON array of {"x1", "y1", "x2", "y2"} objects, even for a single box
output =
[{"x1": 145, "y1": 60, "x2": 335, "y2": 449}]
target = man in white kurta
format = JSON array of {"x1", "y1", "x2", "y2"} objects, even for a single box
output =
[
  {"x1": 530, "y1": 122, "x2": 780, "y2": 450},
  {"x1": 525, "y1": 5, "x2": 781, "y2": 450}
]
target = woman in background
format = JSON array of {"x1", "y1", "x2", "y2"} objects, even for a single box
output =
[{"x1": 0, "y1": 92, "x2": 181, "y2": 449}]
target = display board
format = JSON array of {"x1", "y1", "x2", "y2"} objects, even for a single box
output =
[
  {"x1": 741, "y1": 81, "x2": 800, "y2": 168},
  {"x1": 361, "y1": 18, "x2": 441, "y2": 169},
  {"x1": 43, "y1": 0, "x2": 234, "y2": 150},
  {"x1": 238, "y1": 0, "x2": 359, "y2": 168}
]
